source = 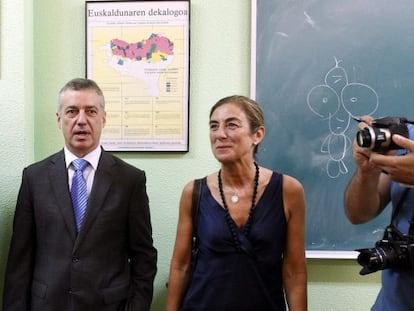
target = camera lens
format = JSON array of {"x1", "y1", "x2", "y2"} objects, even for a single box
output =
[
  {"x1": 356, "y1": 128, "x2": 373, "y2": 148},
  {"x1": 357, "y1": 244, "x2": 397, "y2": 275}
]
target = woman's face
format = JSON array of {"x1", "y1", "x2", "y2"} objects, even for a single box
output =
[{"x1": 209, "y1": 103, "x2": 263, "y2": 164}]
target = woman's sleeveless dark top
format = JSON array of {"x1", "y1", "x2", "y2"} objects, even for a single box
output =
[{"x1": 181, "y1": 172, "x2": 287, "y2": 311}]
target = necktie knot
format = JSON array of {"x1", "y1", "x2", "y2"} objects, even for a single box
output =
[{"x1": 72, "y1": 159, "x2": 88, "y2": 172}]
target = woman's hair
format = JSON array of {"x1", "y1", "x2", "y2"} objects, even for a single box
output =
[{"x1": 209, "y1": 95, "x2": 265, "y2": 154}]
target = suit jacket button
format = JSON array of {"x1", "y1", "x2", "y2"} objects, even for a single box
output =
[{"x1": 72, "y1": 257, "x2": 79, "y2": 263}]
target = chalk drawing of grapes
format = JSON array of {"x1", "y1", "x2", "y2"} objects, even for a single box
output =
[{"x1": 307, "y1": 57, "x2": 379, "y2": 178}]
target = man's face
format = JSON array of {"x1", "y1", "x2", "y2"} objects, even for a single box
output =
[{"x1": 56, "y1": 88, "x2": 106, "y2": 158}]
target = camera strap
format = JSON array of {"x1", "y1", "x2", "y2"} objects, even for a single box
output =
[
  {"x1": 391, "y1": 187, "x2": 410, "y2": 221},
  {"x1": 390, "y1": 187, "x2": 414, "y2": 239},
  {"x1": 408, "y1": 190, "x2": 414, "y2": 239}
]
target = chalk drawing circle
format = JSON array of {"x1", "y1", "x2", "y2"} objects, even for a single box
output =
[
  {"x1": 326, "y1": 160, "x2": 341, "y2": 179},
  {"x1": 307, "y1": 85, "x2": 340, "y2": 119},
  {"x1": 327, "y1": 134, "x2": 348, "y2": 161},
  {"x1": 325, "y1": 66, "x2": 349, "y2": 95},
  {"x1": 341, "y1": 83, "x2": 379, "y2": 117},
  {"x1": 328, "y1": 110, "x2": 351, "y2": 135}
]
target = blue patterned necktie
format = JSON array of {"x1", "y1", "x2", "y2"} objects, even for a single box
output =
[{"x1": 71, "y1": 159, "x2": 89, "y2": 232}]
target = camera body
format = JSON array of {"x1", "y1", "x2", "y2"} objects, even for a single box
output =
[
  {"x1": 356, "y1": 117, "x2": 409, "y2": 152},
  {"x1": 356, "y1": 225, "x2": 414, "y2": 275}
]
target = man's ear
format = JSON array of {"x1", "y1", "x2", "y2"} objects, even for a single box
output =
[
  {"x1": 102, "y1": 111, "x2": 107, "y2": 128},
  {"x1": 56, "y1": 112, "x2": 62, "y2": 129}
]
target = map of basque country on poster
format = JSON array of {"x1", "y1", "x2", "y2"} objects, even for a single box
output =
[{"x1": 86, "y1": 1, "x2": 189, "y2": 151}]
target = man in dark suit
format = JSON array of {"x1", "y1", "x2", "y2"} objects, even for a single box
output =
[{"x1": 3, "y1": 78, "x2": 157, "y2": 311}]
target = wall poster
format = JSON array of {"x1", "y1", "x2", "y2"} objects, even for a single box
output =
[{"x1": 86, "y1": 0, "x2": 190, "y2": 152}]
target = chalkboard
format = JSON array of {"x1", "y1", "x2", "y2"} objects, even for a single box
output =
[{"x1": 251, "y1": 0, "x2": 414, "y2": 257}]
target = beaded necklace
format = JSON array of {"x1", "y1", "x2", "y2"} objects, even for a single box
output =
[{"x1": 218, "y1": 162, "x2": 260, "y2": 250}]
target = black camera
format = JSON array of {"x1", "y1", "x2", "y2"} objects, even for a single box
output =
[
  {"x1": 356, "y1": 225, "x2": 414, "y2": 275},
  {"x1": 356, "y1": 117, "x2": 409, "y2": 152}
]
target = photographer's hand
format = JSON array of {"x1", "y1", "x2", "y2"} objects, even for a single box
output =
[
  {"x1": 345, "y1": 116, "x2": 390, "y2": 224},
  {"x1": 370, "y1": 134, "x2": 414, "y2": 186},
  {"x1": 352, "y1": 116, "x2": 379, "y2": 174}
]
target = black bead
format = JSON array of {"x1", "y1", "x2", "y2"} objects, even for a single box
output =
[{"x1": 218, "y1": 162, "x2": 260, "y2": 249}]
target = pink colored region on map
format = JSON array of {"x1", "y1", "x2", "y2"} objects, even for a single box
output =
[{"x1": 111, "y1": 34, "x2": 174, "y2": 61}]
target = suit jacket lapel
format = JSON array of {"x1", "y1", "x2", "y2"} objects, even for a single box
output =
[
  {"x1": 74, "y1": 151, "x2": 115, "y2": 249},
  {"x1": 49, "y1": 150, "x2": 77, "y2": 243}
]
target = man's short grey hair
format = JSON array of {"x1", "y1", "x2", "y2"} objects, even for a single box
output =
[{"x1": 57, "y1": 78, "x2": 105, "y2": 112}]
